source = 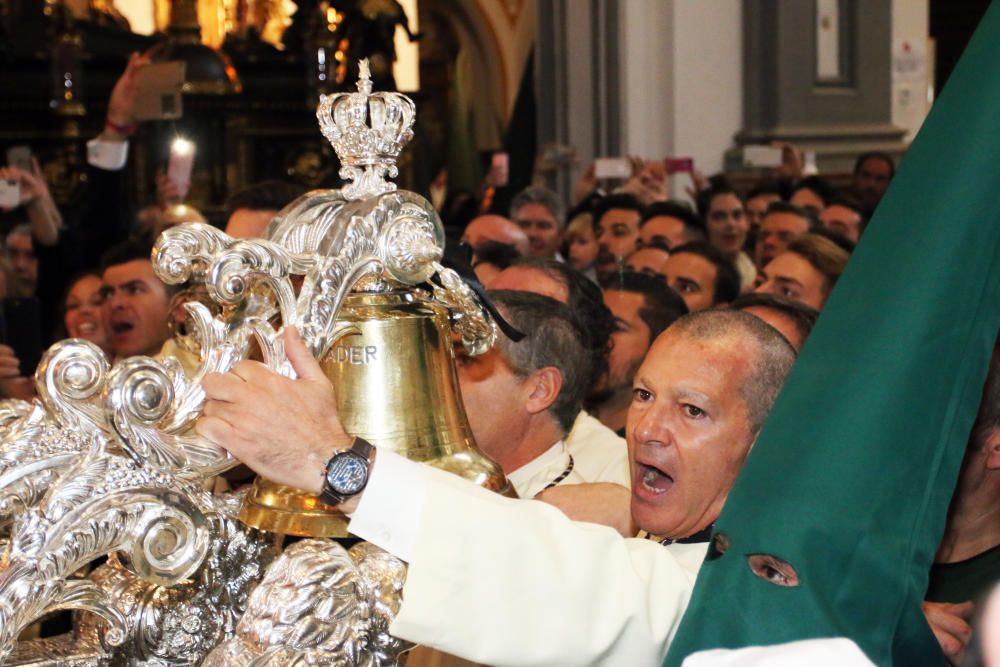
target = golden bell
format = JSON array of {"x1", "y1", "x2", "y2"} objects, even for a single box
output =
[{"x1": 239, "y1": 290, "x2": 512, "y2": 537}]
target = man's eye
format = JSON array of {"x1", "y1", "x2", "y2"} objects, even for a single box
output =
[
  {"x1": 780, "y1": 286, "x2": 799, "y2": 299},
  {"x1": 632, "y1": 388, "x2": 652, "y2": 402},
  {"x1": 682, "y1": 404, "x2": 706, "y2": 418}
]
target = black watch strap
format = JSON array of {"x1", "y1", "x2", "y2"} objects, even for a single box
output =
[{"x1": 319, "y1": 437, "x2": 374, "y2": 506}]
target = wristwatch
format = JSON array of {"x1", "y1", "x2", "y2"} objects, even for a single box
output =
[{"x1": 319, "y1": 437, "x2": 375, "y2": 506}]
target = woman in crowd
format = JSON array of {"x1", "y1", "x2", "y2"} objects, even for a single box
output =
[{"x1": 62, "y1": 272, "x2": 111, "y2": 357}]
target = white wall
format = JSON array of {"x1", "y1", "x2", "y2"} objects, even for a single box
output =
[
  {"x1": 890, "y1": 0, "x2": 931, "y2": 143},
  {"x1": 619, "y1": 0, "x2": 743, "y2": 199}
]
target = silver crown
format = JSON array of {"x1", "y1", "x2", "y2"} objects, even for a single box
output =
[{"x1": 317, "y1": 59, "x2": 417, "y2": 200}]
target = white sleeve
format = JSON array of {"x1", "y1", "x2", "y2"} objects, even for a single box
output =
[
  {"x1": 348, "y1": 450, "x2": 696, "y2": 667},
  {"x1": 86, "y1": 138, "x2": 129, "y2": 170}
]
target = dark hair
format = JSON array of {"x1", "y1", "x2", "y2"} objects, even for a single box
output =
[
  {"x1": 668, "y1": 241, "x2": 741, "y2": 305},
  {"x1": 746, "y1": 182, "x2": 785, "y2": 202},
  {"x1": 810, "y1": 227, "x2": 857, "y2": 254},
  {"x1": 791, "y1": 176, "x2": 834, "y2": 208},
  {"x1": 472, "y1": 241, "x2": 520, "y2": 272},
  {"x1": 824, "y1": 194, "x2": 869, "y2": 233},
  {"x1": 99, "y1": 238, "x2": 180, "y2": 296},
  {"x1": 764, "y1": 200, "x2": 814, "y2": 226},
  {"x1": 507, "y1": 257, "x2": 615, "y2": 388},
  {"x1": 641, "y1": 201, "x2": 705, "y2": 240},
  {"x1": 730, "y1": 292, "x2": 819, "y2": 349},
  {"x1": 488, "y1": 290, "x2": 592, "y2": 432},
  {"x1": 593, "y1": 193, "x2": 644, "y2": 226},
  {"x1": 668, "y1": 309, "x2": 796, "y2": 434},
  {"x1": 225, "y1": 181, "x2": 307, "y2": 220},
  {"x1": 601, "y1": 270, "x2": 689, "y2": 341},
  {"x1": 696, "y1": 183, "x2": 741, "y2": 219},
  {"x1": 853, "y1": 151, "x2": 896, "y2": 179}
]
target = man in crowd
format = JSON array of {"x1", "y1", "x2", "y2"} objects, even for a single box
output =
[
  {"x1": 698, "y1": 183, "x2": 755, "y2": 291},
  {"x1": 756, "y1": 234, "x2": 849, "y2": 311},
  {"x1": 590, "y1": 272, "x2": 688, "y2": 435},
  {"x1": 820, "y1": 196, "x2": 867, "y2": 244},
  {"x1": 224, "y1": 180, "x2": 307, "y2": 239},
  {"x1": 509, "y1": 186, "x2": 564, "y2": 259},
  {"x1": 852, "y1": 151, "x2": 895, "y2": 215},
  {"x1": 461, "y1": 214, "x2": 530, "y2": 256},
  {"x1": 593, "y1": 193, "x2": 644, "y2": 281},
  {"x1": 754, "y1": 202, "x2": 813, "y2": 270},
  {"x1": 456, "y1": 290, "x2": 625, "y2": 498},
  {"x1": 99, "y1": 239, "x2": 174, "y2": 359},
  {"x1": 624, "y1": 243, "x2": 670, "y2": 277},
  {"x1": 638, "y1": 201, "x2": 704, "y2": 250},
  {"x1": 661, "y1": 241, "x2": 740, "y2": 312},
  {"x1": 730, "y1": 292, "x2": 818, "y2": 352},
  {"x1": 4, "y1": 225, "x2": 38, "y2": 298},
  {"x1": 197, "y1": 309, "x2": 795, "y2": 664},
  {"x1": 923, "y1": 339, "x2": 1000, "y2": 666},
  {"x1": 744, "y1": 184, "x2": 783, "y2": 231},
  {"x1": 485, "y1": 258, "x2": 628, "y2": 487}
]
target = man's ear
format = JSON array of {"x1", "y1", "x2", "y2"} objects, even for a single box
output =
[
  {"x1": 984, "y1": 427, "x2": 1000, "y2": 471},
  {"x1": 524, "y1": 367, "x2": 563, "y2": 416}
]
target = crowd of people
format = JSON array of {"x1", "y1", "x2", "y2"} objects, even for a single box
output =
[{"x1": 2, "y1": 54, "x2": 997, "y2": 665}]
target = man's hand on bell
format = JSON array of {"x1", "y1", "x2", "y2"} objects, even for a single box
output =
[{"x1": 197, "y1": 327, "x2": 353, "y2": 494}]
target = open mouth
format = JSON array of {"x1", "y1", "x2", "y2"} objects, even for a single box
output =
[
  {"x1": 77, "y1": 321, "x2": 97, "y2": 335},
  {"x1": 637, "y1": 462, "x2": 674, "y2": 495},
  {"x1": 111, "y1": 321, "x2": 135, "y2": 336}
]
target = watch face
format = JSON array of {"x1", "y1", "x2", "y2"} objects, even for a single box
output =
[{"x1": 326, "y1": 452, "x2": 368, "y2": 495}]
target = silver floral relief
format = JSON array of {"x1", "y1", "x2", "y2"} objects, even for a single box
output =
[
  {"x1": 203, "y1": 540, "x2": 411, "y2": 667},
  {"x1": 0, "y1": 62, "x2": 491, "y2": 667}
]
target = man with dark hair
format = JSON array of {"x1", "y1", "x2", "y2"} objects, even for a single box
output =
[
  {"x1": 455, "y1": 290, "x2": 624, "y2": 498},
  {"x1": 745, "y1": 183, "x2": 783, "y2": 231},
  {"x1": 852, "y1": 151, "x2": 896, "y2": 214},
  {"x1": 789, "y1": 176, "x2": 834, "y2": 216},
  {"x1": 820, "y1": 195, "x2": 867, "y2": 243},
  {"x1": 198, "y1": 309, "x2": 796, "y2": 664},
  {"x1": 486, "y1": 258, "x2": 628, "y2": 487},
  {"x1": 697, "y1": 183, "x2": 755, "y2": 290},
  {"x1": 730, "y1": 292, "x2": 819, "y2": 352},
  {"x1": 509, "y1": 186, "x2": 565, "y2": 259},
  {"x1": 224, "y1": 180, "x2": 307, "y2": 239},
  {"x1": 469, "y1": 240, "x2": 520, "y2": 284},
  {"x1": 624, "y1": 242, "x2": 670, "y2": 277},
  {"x1": 99, "y1": 238, "x2": 176, "y2": 359},
  {"x1": 593, "y1": 193, "x2": 644, "y2": 281},
  {"x1": 662, "y1": 241, "x2": 740, "y2": 312},
  {"x1": 639, "y1": 201, "x2": 704, "y2": 250},
  {"x1": 754, "y1": 201, "x2": 813, "y2": 269},
  {"x1": 591, "y1": 271, "x2": 688, "y2": 434}
]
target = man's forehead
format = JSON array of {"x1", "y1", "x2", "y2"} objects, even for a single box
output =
[
  {"x1": 488, "y1": 267, "x2": 568, "y2": 303},
  {"x1": 600, "y1": 209, "x2": 640, "y2": 226},
  {"x1": 5, "y1": 232, "x2": 32, "y2": 249}
]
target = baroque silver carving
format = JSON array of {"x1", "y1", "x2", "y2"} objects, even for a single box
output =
[{"x1": 0, "y1": 62, "x2": 495, "y2": 666}]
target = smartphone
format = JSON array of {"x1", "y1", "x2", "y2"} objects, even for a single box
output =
[
  {"x1": 6, "y1": 146, "x2": 32, "y2": 172},
  {"x1": 0, "y1": 179, "x2": 20, "y2": 208},
  {"x1": 664, "y1": 157, "x2": 694, "y2": 174},
  {"x1": 1, "y1": 298, "x2": 44, "y2": 376},
  {"x1": 593, "y1": 157, "x2": 632, "y2": 180},
  {"x1": 743, "y1": 145, "x2": 783, "y2": 168},
  {"x1": 134, "y1": 61, "x2": 186, "y2": 121},
  {"x1": 490, "y1": 152, "x2": 509, "y2": 187}
]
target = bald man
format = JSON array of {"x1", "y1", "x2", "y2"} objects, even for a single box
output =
[{"x1": 461, "y1": 214, "x2": 530, "y2": 256}]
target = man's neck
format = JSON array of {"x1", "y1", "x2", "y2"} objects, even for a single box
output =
[
  {"x1": 936, "y1": 479, "x2": 1000, "y2": 563},
  {"x1": 491, "y1": 418, "x2": 565, "y2": 474},
  {"x1": 592, "y1": 388, "x2": 631, "y2": 433}
]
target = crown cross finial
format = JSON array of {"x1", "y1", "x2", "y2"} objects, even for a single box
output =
[{"x1": 316, "y1": 59, "x2": 416, "y2": 201}]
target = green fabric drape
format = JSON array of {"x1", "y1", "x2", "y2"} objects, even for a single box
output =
[{"x1": 665, "y1": 6, "x2": 1000, "y2": 666}]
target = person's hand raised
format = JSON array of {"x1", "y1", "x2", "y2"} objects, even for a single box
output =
[
  {"x1": 105, "y1": 52, "x2": 150, "y2": 135},
  {"x1": 197, "y1": 327, "x2": 353, "y2": 494}
]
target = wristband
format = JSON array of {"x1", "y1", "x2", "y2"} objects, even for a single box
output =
[{"x1": 104, "y1": 118, "x2": 136, "y2": 137}]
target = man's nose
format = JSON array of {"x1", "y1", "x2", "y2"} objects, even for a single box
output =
[{"x1": 632, "y1": 405, "x2": 671, "y2": 446}]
